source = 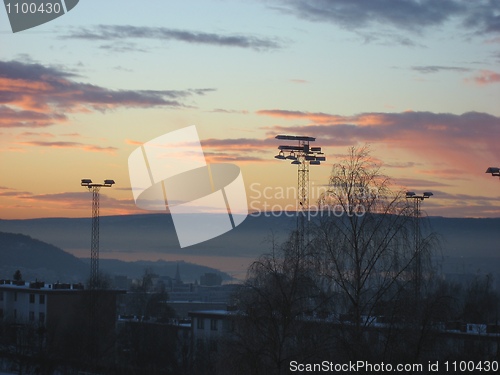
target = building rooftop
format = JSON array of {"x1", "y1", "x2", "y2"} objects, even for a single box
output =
[
  {"x1": 0, "y1": 279, "x2": 84, "y2": 290},
  {"x1": 188, "y1": 309, "x2": 238, "y2": 318}
]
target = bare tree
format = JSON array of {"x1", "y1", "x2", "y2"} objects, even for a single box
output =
[
  {"x1": 312, "y1": 146, "x2": 426, "y2": 361},
  {"x1": 227, "y1": 235, "x2": 329, "y2": 375}
]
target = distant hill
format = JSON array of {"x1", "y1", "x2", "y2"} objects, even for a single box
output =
[
  {"x1": 1, "y1": 213, "x2": 499, "y2": 276},
  {"x1": 0, "y1": 231, "x2": 88, "y2": 282},
  {"x1": 0, "y1": 231, "x2": 232, "y2": 284},
  {"x1": 0, "y1": 213, "x2": 295, "y2": 257},
  {"x1": 0, "y1": 213, "x2": 499, "y2": 256}
]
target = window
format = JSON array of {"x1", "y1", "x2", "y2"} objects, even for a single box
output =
[
  {"x1": 39, "y1": 312, "x2": 45, "y2": 324},
  {"x1": 197, "y1": 317, "x2": 204, "y2": 330},
  {"x1": 13, "y1": 309, "x2": 17, "y2": 319},
  {"x1": 14, "y1": 292, "x2": 17, "y2": 302},
  {"x1": 210, "y1": 319, "x2": 218, "y2": 331},
  {"x1": 29, "y1": 311, "x2": 35, "y2": 321},
  {"x1": 29, "y1": 294, "x2": 35, "y2": 303},
  {"x1": 39, "y1": 294, "x2": 45, "y2": 304}
]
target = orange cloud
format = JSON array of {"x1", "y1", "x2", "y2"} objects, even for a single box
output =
[
  {"x1": 125, "y1": 139, "x2": 144, "y2": 146},
  {"x1": 255, "y1": 109, "x2": 500, "y2": 182},
  {"x1": 257, "y1": 109, "x2": 401, "y2": 126},
  {"x1": 4, "y1": 190, "x2": 140, "y2": 217},
  {"x1": 467, "y1": 70, "x2": 500, "y2": 85},
  {"x1": 0, "y1": 105, "x2": 67, "y2": 128},
  {"x1": 173, "y1": 109, "x2": 500, "y2": 176},
  {"x1": 0, "y1": 60, "x2": 213, "y2": 128},
  {"x1": 17, "y1": 141, "x2": 117, "y2": 153},
  {"x1": 256, "y1": 109, "x2": 342, "y2": 124}
]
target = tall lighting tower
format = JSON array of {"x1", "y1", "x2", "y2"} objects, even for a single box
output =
[
  {"x1": 274, "y1": 135, "x2": 325, "y2": 247},
  {"x1": 405, "y1": 191, "x2": 433, "y2": 302},
  {"x1": 81, "y1": 179, "x2": 115, "y2": 289}
]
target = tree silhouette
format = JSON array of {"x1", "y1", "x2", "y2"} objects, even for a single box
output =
[
  {"x1": 13, "y1": 269, "x2": 23, "y2": 282},
  {"x1": 224, "y1": 234, "x2": 329, "y2": 375},
  {"x1": 312, "y1": 146, "x2": 436, "y2": 361}
]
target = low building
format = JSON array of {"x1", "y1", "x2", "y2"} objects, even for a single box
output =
[
  {"x1": 188, "y1": 308, "x2": 237, "y2": 351},
  {"x1": 0, "y1": 280, "x2": 85, "y2": 325},
  {"x1": 0, "y1": 279, "x2": 124, "y2": 366},
  {"x1": 200, "y1": 273, "x2": 222, "y2": 286}
]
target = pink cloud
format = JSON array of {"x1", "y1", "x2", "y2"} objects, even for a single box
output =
[
  {"x1": 255, "y1": 109, "x2": 500, "y2": 181},
  {"x1": 17, "y1": 141, "x2": 118, "y2": 153},
  {"x1": 125, "y1": 139, "x2": 143, "y2": 146},
  {"x1": 0, "y1": 60, "x2": 212, "y2": 128},
  {"x1": 9, "y1": 191, "x2": 140, "y2": 216},
  {"x1": 467, "y1": 70, "x2": 500, "y2": 85},
  {"x1": 256, "y1": 109, "x2": 342, "y2": 124},
  {"x1": 0, "y1": 105, "x2": 67, "y2": 128}
]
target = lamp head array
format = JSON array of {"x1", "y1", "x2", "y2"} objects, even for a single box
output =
[
  {"x1": 406, "y1": 191, "x2": 433, "y2": 201},
  {"x1": 81, "y1": 179, "x2": 115, "y2": 188},
  {"x1": 486, "y1": 167, "x2": 500, "y2": 177},
  {"x1": 274, "y1": 134, "x2": 326, "y2": 165}
]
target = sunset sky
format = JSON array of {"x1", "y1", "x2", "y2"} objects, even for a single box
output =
[{"x1": 1, "y1": 0, "x2": 500, "y2": 220}]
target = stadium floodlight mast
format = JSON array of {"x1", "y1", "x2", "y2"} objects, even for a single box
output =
[
  {"x1": 486, "y1": 167, "x2": 500, "y2": 178},
  {"x1": 81, "y1": 178, "x2": 115, "y2": 289},
  {"x1": 274, "y1": 135, "x2": 326, "y2": 248},
  {"x1": 405, "y1": 191, "x2": 433, "y2": 302}
]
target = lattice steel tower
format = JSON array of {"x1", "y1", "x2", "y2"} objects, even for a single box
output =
[
  {"x1": 405, "y1": 191, "x2": 433, "y2": 302},
  {"x1": 274, "y1": 135, "x2": 325, "y2": 248},
  {"x1": 81, "y1": 179, "x2": 115, "y2": 289}
]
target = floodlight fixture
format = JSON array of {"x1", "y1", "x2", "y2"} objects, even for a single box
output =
[
  {"x1": 81, "y1": 179, "x2": 116, "y2": 189},
  {"x1": 406, "y1": 191, "x2": 433, "y2": 201},
  {"x1": 276, "y1": 135, "x2": 316, "y2": 142},
  {"x1": 486, "y1": 167, "x2": 500, "y2": 177},
  {"x1": 275, "y1": 152, "x2": 286, "y2": 160},
  {"x1": 274, "y1": 134, "x2": 326, "y2": 166}
]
